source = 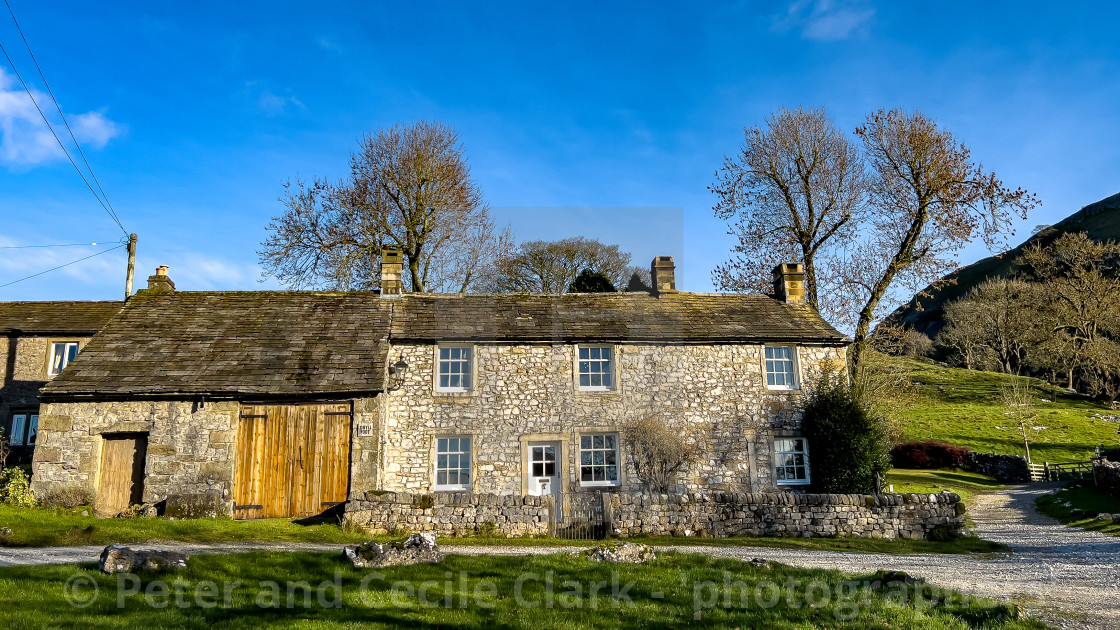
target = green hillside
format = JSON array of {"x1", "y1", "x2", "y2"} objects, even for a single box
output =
[
  {"x1": 887, "y1": 191, "x2": 1120, "y2": 337},
  {"x1": 896, "y1": 356, "x2": 1119, "y2": 463}
]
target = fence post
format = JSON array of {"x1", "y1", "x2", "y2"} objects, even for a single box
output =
[{"x1": 1044, "y1": 462, "x2": 1051, "y2": 481}]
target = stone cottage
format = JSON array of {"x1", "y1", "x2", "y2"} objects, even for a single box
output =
[
  {"x1": 0, "y1": 300, "x2": 122, "y2": 464},
  {"x1": 31, "y1": 253, "x2": 849, "y2": 523}
]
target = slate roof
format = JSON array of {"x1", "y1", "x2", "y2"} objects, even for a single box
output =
[
  {"x1": 0, "y1": 301, "x2": 123, "y2": 335},
  {"x1": 42, "y1": 290, "x2": 846, "y2": 400}
]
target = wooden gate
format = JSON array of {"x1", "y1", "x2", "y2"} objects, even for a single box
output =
[
  {"x1": 233, "y1": 403, "x2": 352, "y2": 519},
  {"x1": 97, "y1": 433, "x2": 147, "y2": 516}
]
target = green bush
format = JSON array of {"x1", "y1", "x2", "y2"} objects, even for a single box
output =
[
  {"x1": 0, "y1": 467, "x2": 36, "y2": 508},
  {"x1": 802, "y1": 377, "x2": 891, "y2": 494}
]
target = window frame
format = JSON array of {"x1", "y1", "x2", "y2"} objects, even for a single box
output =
[
  {"x1": 433, "y1": 436, "x2": 473, "y2": 491},
  {"x1": 578, "y1": 432, "x2": 621, "y2": 487},
  {"x1": 8, "y1": 411, "x2": 39, "y2": 447},
  {"x1": 575, "y1": 344, "x2": 617, "y2": 392},
  {"x1": 774, "y1": 437, "x2": 811, "y2": 486},
  {"x1": 763, "y1": 345, "x2": 799, "y2": 390},
  {"x1": 434, "y1": 344, "x2": 475, "y2": 394},
  {"x1": 47, "y1": 341, "x2": 80, "y2": 377}
]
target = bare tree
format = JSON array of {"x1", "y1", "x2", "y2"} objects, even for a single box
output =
[
  {"x1": 844, "y1": 109, "x2": 1038, "y2": 369},
  {"x1": 711, "y1": 106, "x2": 866, "y2": 321},
  {"x1": 622, "y1": 414, "x2": 694, "y2": 493},
  {"x1": 935, "y1": 278, "x2": 1043, "y2": 374},
  {"x1": 1001, "y1": 378, "x2": 1039, "y2": 462},
  {"x1": 1015, "y1": 232, "x2": 1120, "y2": 399},
  {"x1": 487, "y1": 237, "x2": 644, "y2": 293},
  {"x1": 259, "y1": 121, "x2": 509, "y2": 293}
]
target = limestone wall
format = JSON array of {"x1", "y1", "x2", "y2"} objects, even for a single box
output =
[
  {"x1": 344, "y1": 490, "x2": 553, "y2": 537},
  {"x1": 607, "y1": 491, "x2": 965, "y2": 540},
  {"x1": 30, "y1": 400, "x2": 240, "y2": 503},
  {"x1": 378, "y1": 341, "x2": 846, "y2": 497}
]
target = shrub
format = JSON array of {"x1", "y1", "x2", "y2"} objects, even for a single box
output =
[
  {"x1": 802, "y1": 376, "x2": 891, "y2": 494},
  {"x1": 0, "y1": 467, "x2": 36, "y2": 508},
  {"x1": 38, "y1": 485, "x2": 96, "y2": 509},
  {"x1": 622, "y1": 414, "x2": 695, "y2": 493},
  {"x1": 891, "y1": 441, "x2": 972, "y2": 469}
]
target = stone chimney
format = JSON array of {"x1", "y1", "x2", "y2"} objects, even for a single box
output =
[
  {"x1": 772, "y1": 262, "x2": 806, "y2": 306},
  {"x1": 650, "y1": 256, "x2": 677, "y2": 295},
  {"x1": 146, "y1": 265, "x2": 175, "y2": 292},
  {"x1": 380, "y1": 247, "x2": 404, "y2": 297}
]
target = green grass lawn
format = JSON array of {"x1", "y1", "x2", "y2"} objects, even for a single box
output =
[
  {"x1": 886, "y1": 469, "x2": 1003, "y2": 506},
  {"x1": 0, "y1": 551, "x2": 1046, "y2": 629},
  {"x1": 0, "y1": 504, "x2": 1004, "y2": 554},
  {"x1": 1035, "y1": 482, "x2": 1120, "y2": 537},
  {"x1": 895, "y1": 356, "x2": 1119, "y2": 463}
]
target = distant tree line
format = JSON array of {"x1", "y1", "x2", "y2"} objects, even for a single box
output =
[{"x1": 933, "y1": 232, "x2": 1120, "y2": 402}]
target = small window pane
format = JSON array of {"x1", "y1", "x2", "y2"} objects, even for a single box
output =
[
  {"x1": 26, "y1": 415, "x2": 38, "y2": 445},
  {"x1": 10, "y1": 415, "x2": 26, "y2": 447},
  {"x1": 581, "y1": 436, "x2": 591, "y2": 449}
]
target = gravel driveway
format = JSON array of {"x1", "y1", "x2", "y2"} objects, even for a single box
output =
[{"x1": 2, "y1": 483, "x2": 1117, "y2": 628}]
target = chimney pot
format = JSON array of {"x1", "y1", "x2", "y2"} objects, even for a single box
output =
[
  {"x1": 772, "y1": 263, "x2": 806, "y2": 306},
  {"x1": 147, "y1": 265, "x2": 176, "y2": 292},
  {"x1": 380, "y1": 247, "x2": 404, "y2": 298},
  {"x1": 650, "y1": 256, "x2": 677, "y2": 295}
]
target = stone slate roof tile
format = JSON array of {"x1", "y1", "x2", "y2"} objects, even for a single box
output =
[
  {"x1": 0, "y1": 301, "x2": 123, "y2": 334},
  {"x1": 42, "y1": 290, "x2": 845, "y2": 399}
]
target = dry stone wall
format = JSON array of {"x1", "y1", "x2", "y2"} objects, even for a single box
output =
[
  {"x1": 608, "y1": 491, "x2": 965, "y2": 540},
  {"x1": 378, "y1": 342, "x2": 846, "y2": 497},
  {"x1": 344, "y1": 490, "x2": 554, "y2": 537}
]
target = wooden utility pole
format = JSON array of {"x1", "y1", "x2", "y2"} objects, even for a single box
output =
[{"x1": 124, "y1": 233, "x2": 138, "y2": 300}]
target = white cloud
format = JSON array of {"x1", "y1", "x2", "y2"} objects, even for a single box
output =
[
  {"x1": 0, "y1": 69, "x2": 122, "y2": 167},
  {"x1": 241, "y1": 80, "x2": 305, "y2": 115},
  {"x1": 773, "y1": 0, "x2": 874, "y2": 41}
]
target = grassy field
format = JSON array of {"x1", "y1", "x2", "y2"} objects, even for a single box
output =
[
  {"x1": 886, "y1": 469, "x2": 1003, "y2": 506},
  {"x1": 0, "y1": 550, "x2": 1045, "y2": 629},
  {"x1": 0, "y1": 504, "x2": 1003, "y2": 554},
  {"x1": 895, "y1": 356, "x2": 1119, "y2": 463},
  {"x1": 1036, "y1": 482, "x2": 1120, "y2": 537}
]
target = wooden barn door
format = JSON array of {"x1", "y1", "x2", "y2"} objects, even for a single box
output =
[
  {"x1": 233, "y1": 403, "x2": 351, "y2": 519},
  {"x1": 97, "y1": 433, "x2": 147, "y2": 516}
]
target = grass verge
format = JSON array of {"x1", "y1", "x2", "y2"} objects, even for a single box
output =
[
  {"x1": 1035, "y1": 482, "x2": 1120, "y2": 536},
  {"x1": 886, "y1": 469, "x2": 1003, "y2": 506},
  {"x1": 0, "y1": 551, "x2": 1046, "y2": 629},
  {"x1": 0, "y1": 504, "x2": 1005, "y2": 554}
]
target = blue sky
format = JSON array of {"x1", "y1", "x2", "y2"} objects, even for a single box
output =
[{"x1": 0, "y1": 1, "x2": 1118, "y2": 301}]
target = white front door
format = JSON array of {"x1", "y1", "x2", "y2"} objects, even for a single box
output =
[{"x1": 528, "y1": 442, "x2": 561, "y2": 500}]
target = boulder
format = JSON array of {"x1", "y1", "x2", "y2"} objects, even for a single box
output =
[
  {"x1": 164, "y1": 494, "x2": 226, "y2": 519},
  {"x1": 586, "y1": 542, "x2": 655, "y2": 564},
  {"x1": 343, "y1": 533, "x2": 443, "y2": 568},
  {"x1": 1097, "y1": 513, "x2": 1114, "y2": 521},
  {"x1": 99, "y1": 545, "x2": 189, "y2": 574}
]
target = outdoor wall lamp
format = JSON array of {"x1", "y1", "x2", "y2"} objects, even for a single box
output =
[{"x1": 387, "y1": 354, "x2": 409, "y2": 391}]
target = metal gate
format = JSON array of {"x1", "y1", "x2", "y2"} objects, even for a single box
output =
[{"x1": 554, "y1": 490, "x2": 607, "y2": 541}]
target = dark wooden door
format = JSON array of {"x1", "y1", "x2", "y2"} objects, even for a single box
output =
[
  {"x1": 233, "y1": 403, "x2": 351, "y2": 519},
  {"x1": 97, "y1": 434, "x2": 147, "y2": 516}
]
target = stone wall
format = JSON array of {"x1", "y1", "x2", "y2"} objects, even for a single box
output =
[
  {"x1": 607, "y1": 491, "x2": 965, "y2": 540},
  {"x1": 1094, "y1": 458, "x2": 1120, "y2": 498},
  {"x1": 968, "y1": 452, "x2": 1031, "y2": 483},
  {"x1": 377, "y1": 341, "x2": 847, "y2": 498},
  {"x1": 344, "y1": 490, "x2": 554, "y2": 537},
  {"x1": 30, "y1": 400, "x2": 240, "y2": 505}
]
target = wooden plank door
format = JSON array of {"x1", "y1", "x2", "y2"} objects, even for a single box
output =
[
  {"x1": 234, "y1": 403, "x2": 351, "y2": 519},
  {"x1": 97, "y1": 434, "x2": 147, "y2": 516}
]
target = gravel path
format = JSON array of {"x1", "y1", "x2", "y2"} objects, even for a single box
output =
[{"x1": 2, "y1": 484, "x2": 1117, "y2": 628}]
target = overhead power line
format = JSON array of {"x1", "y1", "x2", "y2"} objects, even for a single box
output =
[
  {"x1": 0, "y1": 243, "x2": 125, "y2": 289},
  {"x1": 0, "y1": 1, "x2": 127, "y2": 237},
  {"x1": 0, "y1": 241, "x2": 111, "y2": 249}
]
